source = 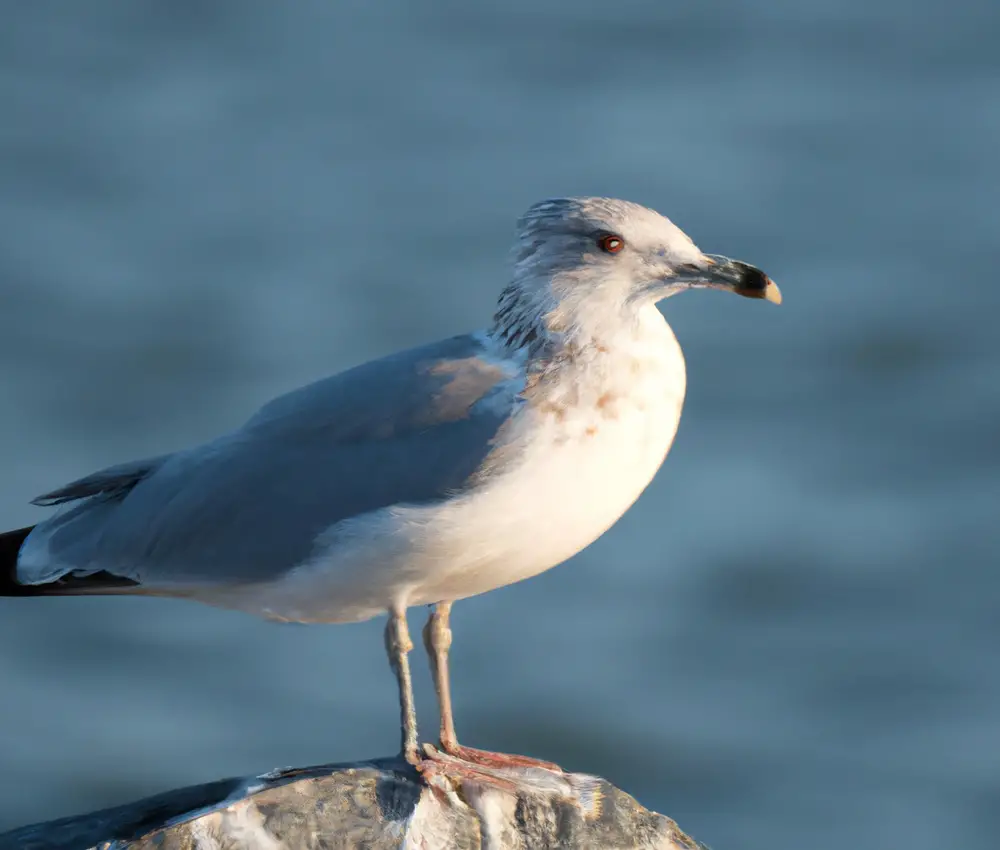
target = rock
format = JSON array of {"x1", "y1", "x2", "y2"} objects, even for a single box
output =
[{"x1": 0, "y1": 751, "x2": 707, "y2": 850}]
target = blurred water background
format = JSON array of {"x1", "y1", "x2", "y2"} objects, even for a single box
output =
[{"x1": 1, "y1": 2, "x2": 997, "y2": 847}]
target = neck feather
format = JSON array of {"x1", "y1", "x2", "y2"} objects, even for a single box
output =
[
  {"x1": 488, "y1": 272, "x2": 646, "y2": 358},
  {"x1": 487, "y1": 281, "x2": 553, "y2": 357}
]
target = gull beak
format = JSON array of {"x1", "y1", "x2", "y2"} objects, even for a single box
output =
[{"x1": 700, "y1": 255, "x2": 782, "y2": 304}]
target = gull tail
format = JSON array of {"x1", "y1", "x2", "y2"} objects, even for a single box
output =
[{"x1": 0, "y1": 525, "x2": 138, "y2": 596}]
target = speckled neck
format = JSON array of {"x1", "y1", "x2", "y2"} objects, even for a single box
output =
[
  {"x1": 487, "y1": 282, "x2": 552, "y2": 358},
  {"x1": 487, "y1": 272, "x2": 650, "y2": 366}
]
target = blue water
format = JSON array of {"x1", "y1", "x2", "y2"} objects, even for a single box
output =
[{"x1": 1, "y1": 2, "x2": 997, "y2": 847}]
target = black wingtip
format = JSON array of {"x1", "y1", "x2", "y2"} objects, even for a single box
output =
[
  {"x1": 0, "y1": 525, "x2": 141, "y2": 596},
  {"x1": 0, "y1": 525, "x2": 40, "y2": 596}
]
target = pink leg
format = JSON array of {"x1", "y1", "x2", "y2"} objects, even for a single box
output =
[
  {"x1": 422, "y1": 603, "x2": 561, "y2": 772},
  {"x1": 384, "y1": 607, "x2": 420, "y2": 765}
]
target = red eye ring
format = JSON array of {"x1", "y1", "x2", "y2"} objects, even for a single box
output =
[{"x1": 598, "y1": 234, "x2": 624, "y2": 254}]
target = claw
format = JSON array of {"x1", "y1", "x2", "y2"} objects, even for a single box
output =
[{"x1": 439, "y1": 741, "x2": 562, "y2": 772}]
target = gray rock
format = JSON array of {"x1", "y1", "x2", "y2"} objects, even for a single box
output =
[{"x1": 0, "y1": 752, "x2": 707, "y2": 850}]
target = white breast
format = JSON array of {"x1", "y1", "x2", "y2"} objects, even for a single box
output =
[
  {"x1": 239, "y1": 308, "x2": 686, "y2": 624},
  {"x1": 416, "y1": 309, "x2": 687, "y2": 598}
]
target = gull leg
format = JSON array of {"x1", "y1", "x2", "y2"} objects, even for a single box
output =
[
  {"x1": 422, "y1": 602, "x2": 561, "y2": 772},
  {"x1": 423, "y1": 601, "x2": 458, "y2": 750},
  {"x1": 384, "y1": 606, "x2": 419, "y2": 765}
]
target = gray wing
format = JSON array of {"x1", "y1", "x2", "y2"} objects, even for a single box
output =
[{"x1": 19, "y1": 334, "x2": 520, "y2": 586}]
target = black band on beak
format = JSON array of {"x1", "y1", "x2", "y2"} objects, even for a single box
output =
[{"x1": 703, "y1": 257, "x2": 781, "y2": 304}]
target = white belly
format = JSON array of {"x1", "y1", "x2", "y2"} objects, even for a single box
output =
[
  {"x1": 415, "y1": 391, "x2": 685, "y2": 602},
  {"x1": 239, "y1": 317, "x2": 688, "y2": 624}
]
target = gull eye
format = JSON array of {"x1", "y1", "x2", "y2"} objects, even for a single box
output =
[{"x1": 597, "y1": 233, "x2": 625, "y2": 254}]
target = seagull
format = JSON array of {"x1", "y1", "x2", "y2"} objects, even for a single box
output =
[{"x1": 0, "y1": 197, "x2": 780, "y2": 768}]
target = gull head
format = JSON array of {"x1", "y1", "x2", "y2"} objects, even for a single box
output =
[{"x1": 511, "y1": 197, "x2": 781, "y2": 309}]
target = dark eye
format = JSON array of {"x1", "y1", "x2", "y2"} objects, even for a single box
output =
[{"x1": 597, "y1": 233, "x2": 625, "y2": 254}]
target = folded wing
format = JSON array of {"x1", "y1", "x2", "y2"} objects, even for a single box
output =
[{"x1": 16, "y1": 334, "x2": 521, "y2": 589}]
